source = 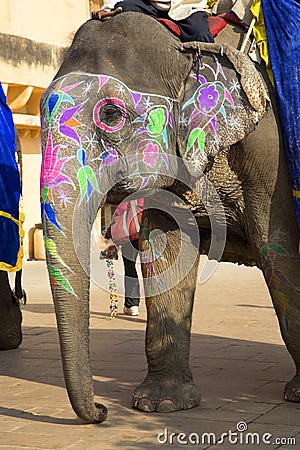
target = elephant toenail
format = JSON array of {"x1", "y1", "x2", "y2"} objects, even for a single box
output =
[
  {"x1": 284, "y1": 387, "x2": 300, "y2": 402},
  {"x1": 157, "y1": 399, "x2": 177, "y2": 412},
  {"x1": 136, "y1": 398, "x2": 155, "y2": 412}
]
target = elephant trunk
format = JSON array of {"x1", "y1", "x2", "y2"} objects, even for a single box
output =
[
  {"x1": 40, "y1": 72, "x2": 109, "y2": 423},
  {"x1": 51, "y1": 259, "x2": 107, "y2": 423},
  {"x1": 42, "y1": 194, "x2": 107, "y2": 423}
]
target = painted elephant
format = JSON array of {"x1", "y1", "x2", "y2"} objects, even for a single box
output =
[{"x1": 40, "y1": 13, "x2": 300, "y2": 423}]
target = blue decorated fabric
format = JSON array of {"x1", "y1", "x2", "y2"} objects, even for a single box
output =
[
  {"x1": 0, "y1": 82, "x2": 22, "y2": 270},
  {"x1": 262, "y1": 0, "x2": 300, "y2": 241}
]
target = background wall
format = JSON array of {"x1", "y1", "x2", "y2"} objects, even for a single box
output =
[{"x1": 0, "y1": 0, "x2": 100, "y2": 258}]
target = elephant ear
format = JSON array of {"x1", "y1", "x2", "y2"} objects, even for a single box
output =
[{"x1": 177, "y1": 42, "x2": 269, "y2": 177}]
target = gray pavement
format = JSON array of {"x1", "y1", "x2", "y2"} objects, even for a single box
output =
[{"x1": 0, "y1": 259, "x2": 300, "y2": 449}]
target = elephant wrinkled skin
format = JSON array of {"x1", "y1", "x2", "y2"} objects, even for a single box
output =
[{"x1": 40, "y1": 13, "x2": 300, "y2": 423}]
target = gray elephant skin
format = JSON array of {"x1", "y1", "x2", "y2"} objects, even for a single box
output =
[
  {"x1": 40, "y1": 13, "x2": 300, "y2": 423},
  {"x1": 0, "y1": 271, "x2": 22, "y2": 350}
]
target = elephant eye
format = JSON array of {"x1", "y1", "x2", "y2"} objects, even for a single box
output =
[
  {"x1": 100, "y1": 104, "x2": 123, "y2": 126},
  {"x1": 93, "y1": 98, "x2": 126, "y2": 133}
]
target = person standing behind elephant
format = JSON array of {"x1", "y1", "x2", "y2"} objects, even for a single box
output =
[
  {"x1": 92, "y1": 0, "x2": 214, "y2": 43},
  {"x1": 102, "y1": 199, "x2": 144, "y2": 316}
]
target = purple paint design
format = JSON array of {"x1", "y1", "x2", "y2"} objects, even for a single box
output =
[
  {"x1": 192, "y1": 74, "x2": 207, "y2": 84},
  {"x1": 210, "y1": 116, "x2": 217, "y2": 133},
  {"x1": 140, "y1": 177, "x2": 149, "y2": 188},
  {"x1": 100, "y1": 141, "x2": 119, "y2": 168},
  {"x1": 197, "y1": 85, "x2": 219, "y2": 113},
  {"x1": 59, "y1": 125, "x2": 81, "y2": 145},
  {"x1": 134, "y1": 127, "x2": 147, "y2": 136},
  {"x1": 162, "y1": 152, "x2": 169, "y2": 168},
  {"x1": 131, "y1": 91, "x2": 142, "y2": 108},
  {"x1": 59, "y1": 103, "x2": 83, "y2": 145},
  {"x1": 168, "y1": 113, "x2": 174, "y2": 129},
  {"x1": 100, "y1": 149, "x2": 119, "y2": 167},
  {"x1": 60, "y1": 104, "x2": 82, "y2": 124},
  {"x1": 44, "y1": 74, "x2": 177, "y2": 204}
]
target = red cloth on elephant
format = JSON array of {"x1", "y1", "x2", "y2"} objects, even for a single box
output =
[
  {"x1": 109, "y1": 198, "x2": 144, "y2": 245},
  {"x1": 157, "y1": 16, "x2": 226, "y2": 38}
]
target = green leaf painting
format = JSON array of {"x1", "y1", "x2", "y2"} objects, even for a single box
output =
[
  {"x1": 187, "y1": 128, "x2": 205, "y2": 154},
  {"x1": 77, "y1": 165, "x2": 100, "y2": 201},
  {"x1": 262, "y1": 243, "x2": 288, "y2": 260},
  {"x1": 48, "y1": 265, "x2": 75, "y2": 296},
  {"x1": 78, "y1": 167, "x2": 87, "y2": 201},
  {"x1": 146, "y1": 108, "x2": 166, "y2": 135},
  {"x1": 44, "y1": 237, "x2": 71, "y2": 270}
]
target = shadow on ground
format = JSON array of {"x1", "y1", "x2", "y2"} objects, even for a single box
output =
[{"x1": 0, "y1": 325, "x2": 295, "y2": 430}]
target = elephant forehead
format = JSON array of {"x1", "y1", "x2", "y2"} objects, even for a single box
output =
[
  {"x1": 40, "y1": 72, "x2": 178, "y2": 210},
  {"x1": 41, "y1": 72, "x2": 177, "y2": 120}
]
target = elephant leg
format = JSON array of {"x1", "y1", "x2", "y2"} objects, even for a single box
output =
[
  {"x1": 14, "y1": 269, "x2": 26, "y2": 304},
  {"x1": 233, "y1": 101, "x2": 300, "y2": 402},
  {"x1": 0, "y1": 271, "x2": 22, "y2": 350},
  {"x1": 257, "y1": 231, "x2": 300, "y2": 402},
  {"x1": 133, "y1": 214, "x2": 201, "y2": 412}
]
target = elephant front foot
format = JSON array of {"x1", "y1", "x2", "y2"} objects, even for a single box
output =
[
  {"x1": 0, "y1": 330, "x2": 22, "y2": 350},
  {"x1": 284, "y1": 374, "x2": 300, "y2": 402},
  {"x1": 0, "y1": 301, "x2": 22, "y2": 350},
  {"x1": 132, "y1": 376, "x2": 201, "y2": 413}
]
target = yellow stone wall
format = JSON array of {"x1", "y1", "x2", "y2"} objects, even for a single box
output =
[{"x1": 0, "y1": 0, "x2": 94, "y2": 258}]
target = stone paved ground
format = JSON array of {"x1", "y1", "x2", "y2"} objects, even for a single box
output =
[{"x1": 0, "y1": 259, "x2": 299, "y2": 449}]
